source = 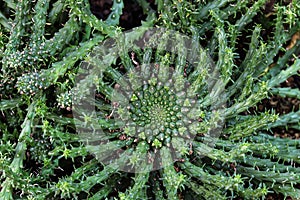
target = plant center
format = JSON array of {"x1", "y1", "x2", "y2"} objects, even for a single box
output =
[{"x1": 126, "y1": 84, "x2": 186, "y2": 148}]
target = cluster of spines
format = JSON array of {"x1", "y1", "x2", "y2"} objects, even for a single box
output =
[
  {"x1": 57, "y1": 90, "x2": 73, "y2": 110},
  {"x1": 16, "y1": 72, "x2": 49, "y2": 95}
]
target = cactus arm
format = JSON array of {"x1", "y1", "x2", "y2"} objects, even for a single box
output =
[
  {"x1": 0, "y1": 98, "x2": 22, "y2": 110},
  {"x1": 88, "y1": 175, "x2": 121, "y2": 199},
  {"x1": 1, "y1": 0, "x2": 32, "y2": 76},
  {"x1": 121, "y1": 142, "x2": 150, "y2": 199},
  {"x1": 161, "y1": 147, "x2": 185, "y2": 200},
  {"x1": 236, "y1": 166, "x2": 300, "y2": 185},
  {"x1": 198, "y1": 1, "x2": 249, "y2": 35},
  {"x1": 39, "y1": 150, "x2": 130, "y2": 198},
  {"x1": 268, "y1": 59, "x2": 300, "y2": 88},
  {"x1": 16, "y1": 34, "x2": 104, "y2": 96},
  {"x1": 214, "y1": 15, "x2": 234, "y2": 85},
  {"x1": 270, "y1": 87, "x2": 300, "y2": 99},
  {"x1": 268, "y1": 40, "x2": 300, "y2": 77},
  {"x1": 0, "y1": 100, "x2": 37, "y2": 200},
  {"x1": 272, "y1": 185, "x2": 300, "y2": 199},
  {"x1": 0, "y1": 11, "x2": 11, "y2": 30},
  {"x1": 267, "y1": 110, "x2": 300, "y2": 129},
  {"x1": 3, "y1": 0, "x2": 16, "y2": 10},
  {"x1": 48, "y1": 0, "x2": 67, "y2": 24},
  {"x1": 185, "y1": 181, "x2": 226, "y2": 200},
  {"x1": 252, "y1": 133, "x2": 300, "y2": 149},
  {"x1": 226, "y1": 26, "x2": 265, "y2": 99},
  {"x1": 106, "y1": 0, "x2": 124, "y2": 26},
  {"x1": 239, "y1": 156, "x2": 300, "y2": 174},
  {"x1": 224, "y1": 81, "x2": 269, "y2": 117},
  {"x1": 120, "y1": 172, "x2": 149, "y2": 200},
  {"x1": 68, "y1": 0, "x2": 118, "y2": 36},
  {"x1": 235, "y1": 0, "x2": 267, "y2": 31},
  {"x1": 196, "y1": 0, "x2": 235, "y2": 20},
  {"x1": 30, "y1": 0, "x2": 50, "y2": 46},
  {"x1": 262, "y1": 7, "x2": 300, "y2": 74},
  {"x1": 44, "y1": 16, "x2": 81, "y2": 56},
  {"x1": 226, "y1": 112, "x2": 278, "y2": 140},
  {"x1": 18, "y1": 0, "x2": 51, "y2": 69}
]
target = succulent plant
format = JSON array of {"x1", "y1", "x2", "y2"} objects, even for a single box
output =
[{"x1": 0, "y1": 0, "x2": 300, "y2": 199}]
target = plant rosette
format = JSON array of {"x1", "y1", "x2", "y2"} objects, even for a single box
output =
[{"x1": 72, "y1": 27, "x2": 226, "y2": 173}]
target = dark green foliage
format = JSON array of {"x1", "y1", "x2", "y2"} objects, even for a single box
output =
[{"x1": 1, "y1": 0, "x2": 300, "y2": 199}]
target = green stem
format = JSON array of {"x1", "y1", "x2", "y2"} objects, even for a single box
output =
[{"x1": 0, "y1": 101, "x2": 36, "y2": 200}]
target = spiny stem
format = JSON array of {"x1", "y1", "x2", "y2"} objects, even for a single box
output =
[{"x1": 0, "y1": 100, "x2": 37, "y2": 200}]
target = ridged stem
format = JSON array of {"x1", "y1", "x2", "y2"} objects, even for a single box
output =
[{"x1": 0, "y1": 100, "x2": 37, "y2": 200}]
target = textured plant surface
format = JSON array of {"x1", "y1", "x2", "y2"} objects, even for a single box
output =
[{"x1": 0, "y1": 0, "x2": 300, "y2": 199}]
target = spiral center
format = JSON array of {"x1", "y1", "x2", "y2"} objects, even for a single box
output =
[{"x1": 124, "y1": 83, "x2": 187, "y2": 148}]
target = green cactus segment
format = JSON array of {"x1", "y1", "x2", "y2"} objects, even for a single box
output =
[
  {"x1": 240, "y1": 156, "x2": 300, "y2": 174},
  {"x1": 0, "y1": 100, "x2": 37, "y2": 200},
  {"x1": 68, "y1": 0, "x2": 118, "y2": 35},
  {"x1": 1, "y1": 0, "x2": 32, "y2": 76},
  {"x1": 45, "y1": 16, "x2": 81, "y2": 56},
  {"x1": 227, "y1": 26, "x2": 265, "y2": 100},
  {"x1": 197, "y1": 0, "x2": 235, "y2": 20},
  {"x1": 48, "y1": 0, "x2": 67, "y2": 24},
  {"x1": 183, "y1": 161, "x2": 241, "y2": 189},
  {"x1": 30, "y1": 0, "x2": 50, "y2": 50},
  {"x1": 268, "y1": 59, "x2": 300, "y2": 88},
  {"x1": 106, "y1": 0, "x2": 124, "y2": 26},
  {"x1": 182, "y1": 161, "x2": 269, "y2": 199},
  {"x1": 185, "y1": 180, "x2": 226, "y2": 200},
  {"x1": 2, "y1": 0, "x2": 50, "y2": 76},
  {"x1": 236, "y1": 166, "x2": 300, "y2": 185},
  {"x1": 254, "y1": 133, "x2": 300, "y2": 148},
  {"x1": 37, "y1": 151, "x2": 130, "y2": 199},
  {"x1": 198, "y1": 1, "x2": 248, "y2": 36},
  {"x1": 226, "y1": 112, "x2": 278, "y2": 140},
  {"x1": 235, "y1": 0, "x2": 267, "y2": 31},
  {"x1": 16, "y1": 35, "x2": 104, "y2": 97},
  {"x1": 214, "y1": 17, "x2": 234, "y2": 84},
  {"x1": 193, "y1": 140, "x2": 277, "y2": 164},
  {"x1": 271, "y1": 87, "x2": 300, "y2": 99},
  {"x1": 267, "y1": 110, "x2": 300, "y2": 130},
  {"x1": 251, "y1": 134, "x2": 300, "y2": 164},
  {"x1": 121, "y1": 143, "x2": 150, "y2": 199},
  {"x1": 0, "y1": 11, "x2": 10, "y2": 30},
  {"x1": 225, "y1": 81, "x2": 269, "y2": 117},
  {"x1": 0, "y1": 98, "x2": 23, "y2": 110},
  {"x1": 161, "y1": 148, "x2": 185, "y2": 200},
  {"x1": 272, "y1": 185, "x2": 300, "y2": 200}
]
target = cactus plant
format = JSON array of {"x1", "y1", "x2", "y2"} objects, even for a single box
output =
[{"x1": 0, "y1": 0, "x2": 300, "y2": 199}]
